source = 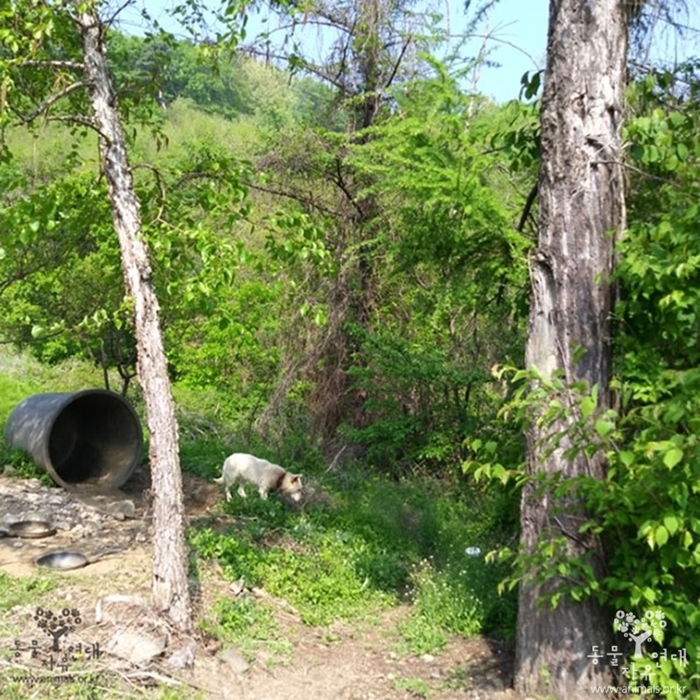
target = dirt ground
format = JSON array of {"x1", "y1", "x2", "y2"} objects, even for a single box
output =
[{"x1": 0, "y1": 470, "x2": 521, "y2": 700}]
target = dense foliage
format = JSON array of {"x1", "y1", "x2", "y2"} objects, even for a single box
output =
[
  {"x1": 467, "y1": 60, "x2": 700, "y2": 696},
  {"x1": 1, "y1": 5, "x2": 700, "y2": 694}
]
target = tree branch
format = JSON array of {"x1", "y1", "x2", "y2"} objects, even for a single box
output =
[
  {"x1": 383, "y1": 36, "x2": 411, "y2": 90},
  {"x1": 20, "y1": 80, "x2": 88, "y2": 125},
  {"x1": 133, "y1": 162, "x2": 167, "y2": 222},
  {"x1": 246, "y1": 180, "x2": 343, "y2": 219},
  {"x1": 241, "y1": 45, "x2": 352, "y2": 94},
  {"x1": 43, "y1": 114, "x2": 103, "y2": 135},
  {"x1": 517, "y1": 182, "x2": 538, "y2": 232},
  {"x1": 332, "y1": 157, "x2": 364, "y2": 217}
]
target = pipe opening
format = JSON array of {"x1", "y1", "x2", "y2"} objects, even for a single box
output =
[{"x1": 5, "y1": 391, "x2": 143, "y2": 489}]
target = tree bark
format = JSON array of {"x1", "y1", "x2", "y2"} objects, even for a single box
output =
[
  {"x1": 516, "y1": 0, "x2": 628, "y2": 697},
  {"x1": 78, "y1": 12, "x2": 192, "y2": 633}
]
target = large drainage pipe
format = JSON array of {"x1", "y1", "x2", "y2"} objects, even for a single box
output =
[{"x1": 4, "y1": 390, "x2": 143, "y2": 489}]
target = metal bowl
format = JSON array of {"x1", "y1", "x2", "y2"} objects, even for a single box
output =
[
  {"x1": 36, "y1": 548, "x2": 121, "y2": 571},
  {"x1": 36, "y1": 551, "x2": 91, "y2": 570},
  {"x1": 1, "y1": 521, "x2": 56, "y2": 539}
]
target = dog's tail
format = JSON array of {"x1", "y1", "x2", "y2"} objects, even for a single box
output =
[{"x1": 213, "y1": 476, "x2": 223, "y2": 484}]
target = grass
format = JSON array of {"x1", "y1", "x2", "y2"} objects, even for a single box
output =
[
  {"x1": 393, "y1": 676, "x2": 430, "y2": 697},
  {"x1": 200, "y1": 596, "x2": 293, "y2": 662},
  {"x1": 0, "y1": 572, "x2": 57, "y2": 642},
  {"x1": 189, "y1": 463, "x2": 518, "y2": 650},
  {"x1": 0, "y1": 347, "x2": 519, "y2": 685}
]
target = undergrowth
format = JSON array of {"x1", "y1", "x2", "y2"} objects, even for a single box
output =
[
  {"x1": 0, "y1": 348, "x2": 518, "y2": 661},
  {"x1": 189, "y1": 465, "x2": 518, "y2": 652}
]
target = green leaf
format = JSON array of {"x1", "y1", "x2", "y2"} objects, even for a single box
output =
[
  {"x1": 595, "y1": 419, "x2": 615, "y2": 438},
  {"x1": 619, "y1": 451, "x2": 635, "y2": 467},
  {"x1": 663, "y1": 515, "x2": 680, "y2": 536},
  {"x1": 655, "y1": 525, "x2": 669, "y2": 546},
  {"x1": 663, "y1": 447, "x2": 683, "y2": 469},
  {"x1": 581, "y1": 396, "x2": 596, "y2": 419}
]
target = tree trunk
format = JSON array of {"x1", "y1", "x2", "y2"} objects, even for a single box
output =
[
  {"x1": 78, "y1": 12, "x2": 192, "y2": 633},
  {"x1": 516, "y1": 0, "x2": 628, "y2": 697}
]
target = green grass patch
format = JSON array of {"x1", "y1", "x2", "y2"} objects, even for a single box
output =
[
  {"x1": 0, "y1": 572, "x2": 56, "y2": 614},
  {"x1": 397, "y1": 559, "x2": 484, "y2": 654},
  {"x1": 201, "y1": 596, "x2": 292, "y2": 661},
  {"x1": 393, "y1": 676, "x2": 430, "y2": 697},
  {"x1": 0, "y1": 572, "x2": 58, "y2": 643},
  {"x1": 189, "y1": 465, "x2": 517, "y2": 645}
]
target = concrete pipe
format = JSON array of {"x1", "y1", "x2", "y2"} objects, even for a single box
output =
[{"x1": 4, "y1": 390, "x2": 143, "y2": 489}]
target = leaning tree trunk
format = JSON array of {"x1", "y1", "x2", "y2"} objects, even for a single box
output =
[
  {"x1": 78, "y1": 12, "x2": 192, "y2": 633},
  {"x1": 516, "y1": 0, "x2": 628, "y2": 697}
]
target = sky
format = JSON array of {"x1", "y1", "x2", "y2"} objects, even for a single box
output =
[
  {"x1": 457, "y1": 1, "x2": 549, "y2": 102},
  {"x1": 116, "y1": 0, "x2": 699, "y2": 105},
  {"x1": 116, "y1": 0, "x2": 549, "y2": 103}
]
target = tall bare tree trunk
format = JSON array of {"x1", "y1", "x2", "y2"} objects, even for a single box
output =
[
  {"x1": 516, "y1": 1, "x2": 628, "y2": 697},
  {"x1": 78, "y1": 12, "x2": 192, "y2": 633}
]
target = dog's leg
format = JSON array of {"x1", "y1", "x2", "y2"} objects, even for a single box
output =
[{"x1": 237, "y1": 485, "x2": 247, "y2": 498}]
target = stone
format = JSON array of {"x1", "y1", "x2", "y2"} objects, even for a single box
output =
[
  {"x1": 218, "y1": 647, "x2": 250, "y2": 675},
  {"x1": 167, "y1": 639, "x2": 197, "y2": 669},
  {"x1": 105, "y1": 630, "x2": 166, "y2": 665},
  {"x1": 107, "y1": 500, "x2": 136, "y2": 520}
]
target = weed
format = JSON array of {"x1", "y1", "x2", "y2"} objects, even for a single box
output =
[
  {"x1": 440, "y1": 667, "x2": 472, "y2": 691},
  {"x1": 188, "y1": 528, "x2": 261, "y2": 586},
  {"x1": 201, "y1": 596, "x2": 291, "y2": 661},
  {"x1": 397, "y1": 553, "x2": 508, "y2": 654},
  {"x1": 0, "y1": 572, "x2": 56, "y2": 614},
  {"x1": 258, "y1": 531, "x2": 396, "y2": 625},
  {"x1": 393, "y1": 676, "x2": 430, "y2": 697}
]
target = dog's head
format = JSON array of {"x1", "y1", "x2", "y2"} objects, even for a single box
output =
[{"x1": 281, "y1": 473, "x2": 303, "y2": 501}]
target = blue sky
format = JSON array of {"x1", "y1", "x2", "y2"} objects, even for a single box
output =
[
  {"x1": 117, "y1": 0, "x2": 699, "y2": 104},
  {"x1": 458, "y1": 0, "x2": 549, "y2": 101},
  {"x1": 117, "y1": 0, "x2": 550, "y2": 103}
]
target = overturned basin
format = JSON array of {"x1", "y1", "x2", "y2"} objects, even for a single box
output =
[{"x1": 4, "y1": 391, "x2": 142, "y2": 488}]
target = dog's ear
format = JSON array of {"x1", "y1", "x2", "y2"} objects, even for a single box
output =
[{"x1": 291, "y1": 474, "x2": 302, "y2": 485}]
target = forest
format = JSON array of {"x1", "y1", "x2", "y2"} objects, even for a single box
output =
[{"x1": 0, "y1": 0, "x2": 699, "y2": 697}]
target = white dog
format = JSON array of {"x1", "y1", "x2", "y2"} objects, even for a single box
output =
[{"x1": 214, "y1": 453, "x2": 303, "y2": 502}]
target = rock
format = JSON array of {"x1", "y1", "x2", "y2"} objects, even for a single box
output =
[
  {"x1": 218, "y1": 647, "x2": 250, "y2": 675},
  {"x1": 107, "y1": 500, "x2": 136, "y2": 520},
  {"x1": 167, "y1": 639, "x2": 197, "y2": 669},
  {"x1": 28, "y1": 511, "x2": 52, "y2": 523},
  {"x1": 95, "y1": 594, "x2": 148, "y2": 624},
  {"x1": 105, "y1": 629, "x2": 166, "y2": 665}
]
